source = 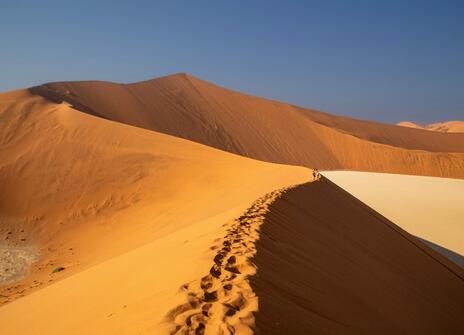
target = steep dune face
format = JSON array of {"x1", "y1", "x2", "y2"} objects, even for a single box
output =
[
  {"x1": 252, "y1": 179, "x2": 464, "y2": 335},
  {"x1": 323, "y1": 171, "x2": 464, "y2": 264},
  {"x1": 398, "y1": 120, "x2": 464, "y2": 133},
  {"x1": 0, "y1": 90, "x2": 309, "y2": 307},
  {"x1": 30, "y1": 74, "x2": 464, "y2": 178}
]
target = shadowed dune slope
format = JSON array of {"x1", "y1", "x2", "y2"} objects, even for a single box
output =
[
  {"x1": 29, "y1": 73, "x2": 464, "y2": 178},
  {"x1": 252, "y1": 178, "x2": 464, "y2": 335},
  {"x1": 0, "y1": 90, "x2": 309, "y2": 310},
  {"x1": 323, "y1": 171, "x2": 464, "y2": 262}
]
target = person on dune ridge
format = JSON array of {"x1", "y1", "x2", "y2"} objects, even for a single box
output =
[{"x1": 312, "y1": 169, "x2": 321, "y2": 181}]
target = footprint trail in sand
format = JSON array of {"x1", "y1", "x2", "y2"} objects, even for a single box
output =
[{"x1": 164, "y1": 187, "x2": 292, "y2": 335}]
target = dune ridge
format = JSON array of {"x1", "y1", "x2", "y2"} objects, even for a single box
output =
[
  {"x1": 164, "y1": 185, "x2": 298, "y2": 335},
  {"x1": 28, "y1": 73, "x2": 464, "y2": 178}
]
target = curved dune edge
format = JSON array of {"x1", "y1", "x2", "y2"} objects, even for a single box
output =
[
  {"x1": 162, "y1": 184, "x2": 306, "y2": 334},
  {"x1": 251, "y1": 178, "x2": 464, "y2": 335}
]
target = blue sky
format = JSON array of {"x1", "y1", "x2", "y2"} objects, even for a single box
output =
[{"x1": 1, "y1": 0, "x2": 463, "y2": 123}]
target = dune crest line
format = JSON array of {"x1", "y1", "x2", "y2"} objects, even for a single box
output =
[{"x1": 164, "y1": 186, "x2": 297, "y2": 335}]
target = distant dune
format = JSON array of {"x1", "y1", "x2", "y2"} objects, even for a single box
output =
[
  {"x1": 398, "y1": 120, "x2": 464, "y2": 133},
  {"x1": 30, "y1": 73, "x2": 464, "y2": 178},
  {"x1": 324, "y1": 171, "x2": 464, "y2": 266}
]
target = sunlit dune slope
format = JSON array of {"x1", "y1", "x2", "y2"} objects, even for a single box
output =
[
  {"x1": 398, "y1": 120, "x2": 464, "y2": 133},
  {"x1": 30, "y1": 73, "x2": 464, "y2": 178},
  {"x1": 323, "y1": 171, "x2": 464, "y2": 267},
  {"x1": 252, "y1": 178, "x2": 464, "y2": 335},
  {"x1": 0, "y1": 90, "x2": 309, "y2": 310}
]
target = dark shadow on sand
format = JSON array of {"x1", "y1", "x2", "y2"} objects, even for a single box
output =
[{"x1": 250, "y1": 177, "x2": 464, "y2": 335}]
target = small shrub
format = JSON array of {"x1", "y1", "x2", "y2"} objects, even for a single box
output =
[{"x1": 52, "y1": 266, "x2": 65, "y2": 273}]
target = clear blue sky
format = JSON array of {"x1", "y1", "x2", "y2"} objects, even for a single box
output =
[{"x1": 1, "y1": 0, "x2": 463, "y2": 123}]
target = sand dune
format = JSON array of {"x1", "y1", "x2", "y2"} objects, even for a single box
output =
[
  {"x1": 29, "y1": 73, "x2": 464, "y2": 178},
  {"x1": 0, "y1": 90, "x2": 309, "y2": 310},
  {"x1": 252, "y1": 178, "x2": 464, "y2": 334},
  {"x1": 398, "y1": 120, "x2": 464, "y2": 133},
  {"x1": 1, "y1": 78, "x2": 463, "y2": 334},
  {"x1": 323, "y1": 171, "x2": 464, "y2": 263}
]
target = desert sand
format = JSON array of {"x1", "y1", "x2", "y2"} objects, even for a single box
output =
[
  {"x1": 1, "y1": 76, "x2": 464, "y2": 334},
  {"x1": 30, "y1": 73, "x2": 464, "y2": 178},
  {"x1": 0, "y1": 90, "x2": 309, "y2": 334},
  {"x1": 398, "y1": 120, "x2": 464, "y2": 133}
]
